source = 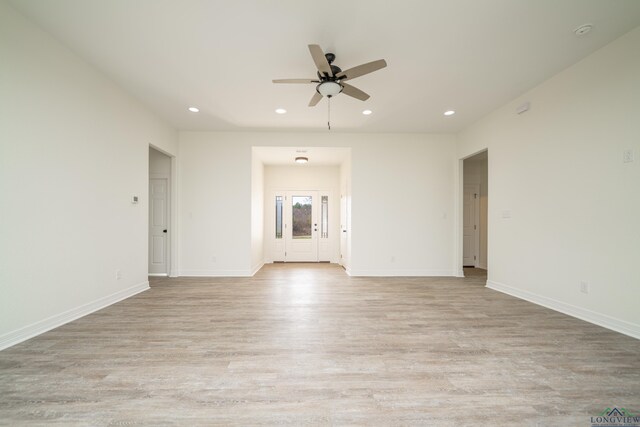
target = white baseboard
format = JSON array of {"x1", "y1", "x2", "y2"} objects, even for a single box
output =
[
  {"x1": 179, "y1": 269, "x2": 252, "y2": 277},
  {"x1": 148, "y1": 273, "x2": 168, "y2": 277},
  {"x1": 0, "y1": 281, "x2": 149, "y2": 351},
  {"x1": 486, "y1": 280, "x2": 640, "y2": 340},
  {"x1": 347, "y1": 269, "x2": 455, "y2": 277},
  {"x1": 251, "y1": 262, "x2": 264, "y2": 276}
]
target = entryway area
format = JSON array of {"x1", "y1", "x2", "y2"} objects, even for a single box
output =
[
  {"x1": 462, "y1": 150, "x2": 488, "y2": 271},
  {"x1": 252, "y1": 147, "x2": 351, "y2": 268}
]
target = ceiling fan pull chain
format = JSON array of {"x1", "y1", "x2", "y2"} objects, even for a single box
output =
[{"x1": 328, "y1": 96, "x2": 331, "y2": 131}]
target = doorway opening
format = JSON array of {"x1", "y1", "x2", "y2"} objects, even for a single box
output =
[
  {"x1": 462, "y1": 150, "x2": 488, "y2": 275},
  {"x1": 252, "y1": 147, "x2": 351, "y2": 269},
  {"x1": 149, "y1": 146, "x2": 172, "y2": 276}
]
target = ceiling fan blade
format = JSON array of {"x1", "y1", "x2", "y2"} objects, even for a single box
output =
[
  {"x1": 341, "y1": 83, "x2": 370, "y2": 101},
  {"x1": 309, "y1": 91, "x2": 323, "y2": 107},
  {"x1": 272, "y1": 79, "x2": 319, "y2": 84},
  {"x1": 308, "y1": 44, "x2": 333, "y2": 77},
  {"x1": 335, "y1": 59, "x2": 387, "y2": 81}
]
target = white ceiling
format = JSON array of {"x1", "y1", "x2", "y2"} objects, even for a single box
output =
[
  {"x1": 253, "y1": 147, "x2": 350, "y2": 166},
  {"x1": 10, "y1": 0, "x2": 640, "y2": 133}
]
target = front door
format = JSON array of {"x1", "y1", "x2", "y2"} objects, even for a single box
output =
[
  {"x1": 149, "y1": 178, "x2": 168, "y2": 274},
  {"x1": 285, "y1": 191, "x2": 318, "y2": 262}
]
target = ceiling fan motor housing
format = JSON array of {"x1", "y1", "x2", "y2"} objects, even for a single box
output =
[{"x1": 317, "y1": 66, "x2": 343, "y2": 81}]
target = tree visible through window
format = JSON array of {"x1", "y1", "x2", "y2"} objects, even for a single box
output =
[{"x1": 292, "y1": 196, "x2": 312, "y2": 238}]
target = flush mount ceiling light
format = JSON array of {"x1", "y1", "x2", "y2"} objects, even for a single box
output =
[
  {"x1": 295, "y1": 157, "x2": 309, "y2": 164},
  {"x1": 188, "y1": 107, "x2": 200, "y2": 113},
  {"x1": 574, "y1": 24, "x2": 593, "y2": 36},
  {"x1": 362, "y1": 109, "x2": 372, "y2": 115},
  {"x1": 275, "y1": 108, "x2": 287, "y2": 114},
  {"x1": 444, "y1": 110, "x2": 456, "y2": 116}
]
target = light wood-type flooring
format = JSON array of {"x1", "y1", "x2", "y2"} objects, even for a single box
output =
[{"x1": 1, "y1": 264, "x2": 639, "y2": 426}]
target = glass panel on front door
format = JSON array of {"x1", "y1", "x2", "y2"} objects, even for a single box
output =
[
  {"x1": 292, "y1": 196, "x2": 312, "y2": 239},
  {"x1": 275, "y1": 196, "x2": 283, "y2": 238},
  {"x1": 321, "y1": 195, "x2": 328, "y2": 238}
]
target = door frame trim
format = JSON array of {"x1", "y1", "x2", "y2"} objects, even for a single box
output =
[
  {"x1": 457, "y1": 149, "x2": 489, "y2": 277},
  {"x1": 466, "y1": 183, "x2": 481, "y2": 268}
]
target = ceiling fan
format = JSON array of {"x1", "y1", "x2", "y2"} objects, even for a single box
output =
[{"x1": 273, "y1": 44, "x2": 387, "y2": 107}]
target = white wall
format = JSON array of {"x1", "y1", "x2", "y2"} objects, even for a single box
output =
[
  {"x1": 251, "y1": 154, "x2": 264, "y2": 274},
  {"x1": 264, "y1": 165, "x2": 340, "y2": 190},
  {"x1": 263, "y1": 165, "x2": 341, "y2": 263},
  {"x1": 0, "y1": 2, "x2": 177, "y2": 349},
  {"x1": 352, "y1": 136, "x2": 455, "y2": 275},
  {"x1": 177, "y1": 136, "x2": 250, "y2": 275},
  {"x1": 340, "y1": 154, "x2": 352, "y2": 270},
  {"x1": 458, "y1": 27, "x2": 640, "y2": 338},
  {"x1": 178, "y1": 132, "x2": 457, "y2": 276}
]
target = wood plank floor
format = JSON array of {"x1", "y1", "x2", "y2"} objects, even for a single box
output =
[{"x1": 1, "y1": 264, "x2": 639, "y2": 426}]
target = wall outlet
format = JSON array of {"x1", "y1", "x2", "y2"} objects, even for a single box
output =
[
  {"x1": 580, "y1": 281, "x2": 589, "y2": 294},
  {"x1": 623, "y1": 149, "x2": 634, "y2": 163},
  {"x1": 116, "y1": 269, "x2": 122, "y2": 280}
]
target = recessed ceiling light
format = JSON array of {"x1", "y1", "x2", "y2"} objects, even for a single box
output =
[
  {"x1": 295, "y1": 157, "x2": 308, "y2": 164},
  {"x1": 362, "y1": 109, "x2": 373, "y2": 115},
  {"x1": 188, "y1": 107, "x2": 199, "y2": 113},
  {"x1": 444, "y1": 110, "x2": 456, "y2": 116},
  {"x1": 275, "y1": 108, "x2": 287, "y2": 114},
  {"x1": 574, "y1": 24, "x2": 593, "y2": 37}
]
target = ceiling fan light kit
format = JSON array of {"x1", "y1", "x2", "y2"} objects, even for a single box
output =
[
  {"x1": 317, "y1": 81, "x2": 342, "y2": 97},
  {"x1": 273, "y1": 44, "x2": 387, "y2": 129}
]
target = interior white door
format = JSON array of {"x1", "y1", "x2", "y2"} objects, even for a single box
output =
[
  {"x1": 149, "y1": 178, "x2": 168, "y2": 274},
  {"x1": 285, "y1": 191, "x2": 318, "y2": 262},
  {"x1": 463, "y1": 184, "x2": 480, "y2": 267}
]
